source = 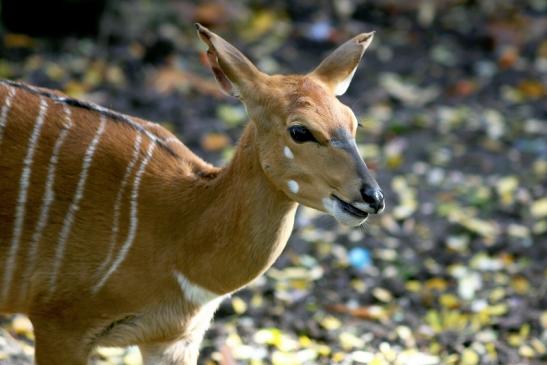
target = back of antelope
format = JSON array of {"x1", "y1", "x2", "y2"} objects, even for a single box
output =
[{"x1": 0, "y1": 24, "x2": 384, "y2": 364}]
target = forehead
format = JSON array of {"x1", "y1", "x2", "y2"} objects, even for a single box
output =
[{"x1": 287, "y1": 77, "x2": 355, "y2": 132}]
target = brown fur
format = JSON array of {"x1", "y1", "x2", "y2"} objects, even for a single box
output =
[{"x1": 0, "y1": 24, "x2": 380, "y2": 364}]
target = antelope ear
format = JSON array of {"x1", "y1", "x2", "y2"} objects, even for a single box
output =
[
  {"x1": 196, "y1": 23, "x2": 263, "y2": 98},
  {"x1": 310, "y1": 32, "x2": 375, "y2": 96}
]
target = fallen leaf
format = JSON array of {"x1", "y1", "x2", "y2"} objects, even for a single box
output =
[{"x1": 201, "y1": 133, "x2": 230, "y2": 151}]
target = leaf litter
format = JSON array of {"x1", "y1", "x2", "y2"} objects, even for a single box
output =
[{"x1": 0, "y1": 0, "x2": 546, "y2": 364}]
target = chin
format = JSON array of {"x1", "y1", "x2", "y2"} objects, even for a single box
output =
[{"x1": 322, "y1": 197, "x2": 368, "y2": 227}]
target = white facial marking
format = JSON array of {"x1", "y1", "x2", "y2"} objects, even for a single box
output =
[
  {"x1": 287, "y1": 180, "x2": 299, "y2": 194},
  {"x1": 94, "y1": 131, "x2": 143, "y2": 283},
  {"x1": 49, "y1": 115, "x2": 107, "y2": 295},
  {"x1": 20, "y1": 105, "x2": 73, "y2": 299},
  {"x1": 322, "y1": 197, "x2": 336, "y2": 214},
  {"x1": 173, "y1": 270, "x2": 222, "y2": 306},
  {"x1": 322, "y1": 196, "x2": 367, "y2": 227},
  {"x1": 2, "y1": 97, "x2": 48, "y2": 301},
  {"x1": 93, "y1": 140, "x2": 157, "y2": 293},
  {"x1": 283, "y1": 146, "x2": 294, "y2": 159}
]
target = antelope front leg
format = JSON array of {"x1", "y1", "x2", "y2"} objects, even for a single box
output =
[
  {"x1": 31, "y1": 317, "x2": 92, "y2": 365},
  {"x1": 139, "y1": 340, "x2": 200, "y2": 365}
]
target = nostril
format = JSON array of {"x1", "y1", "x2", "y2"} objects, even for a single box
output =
[
  {"x1": 360, "y1": 187, "x2": 380, "y2": 203},
  {"x1": 360, "y1": 187, "x2": 384, "y2": 211}
]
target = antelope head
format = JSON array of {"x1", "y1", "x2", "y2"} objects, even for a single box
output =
[{"x1": 196, "y1": 24, "x2": 384, "y2": 226}]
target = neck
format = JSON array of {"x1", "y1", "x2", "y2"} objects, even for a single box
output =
[{"x1": 169, "y1": 122, "x2": 297, "y2": 294}]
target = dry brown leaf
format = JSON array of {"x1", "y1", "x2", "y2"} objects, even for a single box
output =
[{"x1": 201, "y1": 133, "x2": 230, "y2": 151}]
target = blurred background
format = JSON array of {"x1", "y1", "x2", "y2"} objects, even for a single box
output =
[{"x1": 0, "y1": 0, "x2": 546, "y2": 364}]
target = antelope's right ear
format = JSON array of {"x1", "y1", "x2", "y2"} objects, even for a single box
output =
[
  {"x1": 196, "y1": 23, "x2": 264, "y2": 98},
  {"x1": 310, "y1": 32, "x2": 374, "y2": 96}
]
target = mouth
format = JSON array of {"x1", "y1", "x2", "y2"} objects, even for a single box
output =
[{"x1": 332, "y1": 195, "x2": 369, "y2": 219}]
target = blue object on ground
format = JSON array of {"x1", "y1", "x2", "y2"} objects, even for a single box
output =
[{"x1": 349, "y1": 247, "x2": 372, "y2": 271}]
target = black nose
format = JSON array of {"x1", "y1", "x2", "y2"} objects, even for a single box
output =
[{"x1": 360, "y1": 186, "x2": 384, "y2": 213}]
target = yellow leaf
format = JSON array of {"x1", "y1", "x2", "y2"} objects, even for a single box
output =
[
  {"x1": 339, "y1": 332, "x2": 364, "y2": 350},
  {"x1": 11, "y1": 315, "x2": 33, "y2": 337},
  {"x1": 272, "y1": 351, "x2": 299, "y2": 365},
  {"x1": 425, "y1": 278, "x2": 448, "y2": 291},
  {"x1": 63, "y1": 81, "x2": 88, "y2": 98},
  {"x1": 511, "y1": 276, "x2": 530, "y2": 294},
  {"x1": 405, "y1": 280, "x2": 422, "y2": 292},
  {"x1": 123, "y1": 347, "x2": 142, "y2": 365},
  {"x1": 232, "y1": 296, "x2": 247, "y2": 314},
  {"x1": 241, "y1": 10, "x2": 279, "y2": 41},
  {"x1": 386, "y1": 154, "x2": 403, "y2": 169},
  {"x1": 45, "y1": 63, "x2": 65, "y2": 81},
  {"x1": 518, "y1": 345, "x2": 535, "y2": 358},
  {"x1": 440, "y1": 294, "x2": 460, "y2": 309},
  {"x1": 531, "y1": 338, "x2": 546, "y2": 355},
  {"x1": 320, "y1": 316, "x2": 341, "y2": 330},
  {"x1": 486, "y1": 303, "x2": 508, "y2": 317},
  {"x1": 251, "y1": 293, "x2": 263, "y2": 308},
  {"x1": 460, "y1": 349, "x2": 479, "y2": 365},
  {"x1": 531, "y1": 198, "x2": 547, "y2": 218},
  {"x1": 96, "y1": 346, "x2": 125, "y2": 357},
  {"x1": 331, "y1": 351, "x2": 345, "y2": 362},
  {"x1": 496, "y1": 176, "x2": 518, "y2": 206},
  {"x1": 518, "y1": 80, "x2": 545, "y2": 99},
  {"x1": 489, "y1": 287, "x2": 506, "y2": 302},
  {"x1": 317, "y1": 344, "x2": 331, "y2": 357},
  {"x1": 372, "y1": 287, "x2": 393, "y2": 302},
  {"x1": 298, "y1": 335, "x2": 313, "y2": 347},
  {"x1": 540, "y1": 311, "x2": 547, "y2": 328}
]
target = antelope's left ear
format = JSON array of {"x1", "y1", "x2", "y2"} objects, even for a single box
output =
[
  {"x1": 310, "y1": 32, "x2": 375, "y2": 96},
  {"x1": 195, "y1": 23, "x2": 265, "y2": 98}
]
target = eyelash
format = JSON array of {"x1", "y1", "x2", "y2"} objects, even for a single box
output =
[{"x1": 288, "y1": 125, "x2": 318, "y2": 143}]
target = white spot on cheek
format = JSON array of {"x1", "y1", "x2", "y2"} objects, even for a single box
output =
[
  {"x1": 287, "y1": 180, "x2": 299, "y2": 194},
  {"x1": 284, "y1": 146, "x2": 294, "y2": 159}
]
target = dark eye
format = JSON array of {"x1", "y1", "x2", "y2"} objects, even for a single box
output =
[{"x1": 288, "y1": 125, "x2": 317, "y2": 143}]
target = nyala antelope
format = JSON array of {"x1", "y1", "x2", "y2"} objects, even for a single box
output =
[{"x1": 0, "y1": 24, "x2": 384, "y2": 364}]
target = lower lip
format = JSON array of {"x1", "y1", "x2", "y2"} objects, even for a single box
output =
[{"x1": 332, "y1": 195, "x2": 369, "y2": 219}]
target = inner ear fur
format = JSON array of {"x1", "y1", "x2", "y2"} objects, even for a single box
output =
[
  {"x1": 310, "y1": 32, "x2": 375, "y2": 96},
  {"x1": 195, "y1": 23, "x2": 264, "y2": 97}
]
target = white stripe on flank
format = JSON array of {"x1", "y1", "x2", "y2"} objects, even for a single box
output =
[
  {"x1": 48, "y1": 115, "x2": 107, "y2": 295},
  {"x1": 20, "y1": 106, "x2": 73, "y2": 298},
  {"x1": 173, "y1": 271, "x2": 220, "y2": 305},
  {"x1": 94, "y1": 131, "x2": 143, "y2": 279},
  {"x1": 93, "y1": 140, "x2": 156, "y2": 293},
  {"x1": 1, "y1": 97, "x2": 48, "y2": 301},
  {"x1": 0, "y1": 86, "x2": 17, "y2": 146},
  {"x1": 83, "y1": 100, "x2": 162, "y2": 147},
  {"x1": 163, "y1": 137, "x2": 182, "y2": 145}
]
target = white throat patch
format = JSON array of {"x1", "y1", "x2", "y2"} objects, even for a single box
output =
[{"x1": 174, "y1": 271, "x2": 221, "y2": 306}]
